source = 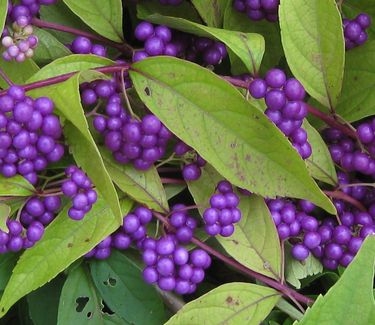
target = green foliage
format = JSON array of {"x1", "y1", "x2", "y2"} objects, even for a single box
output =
[
  {"x1": 279, "y1": 0, "x2": 345, "y2": 109},
  {"x1": 298, "y1": 236, "x2": 375, "y2": 324},
  {"x1": 62, "y1": 0, "x2": 124, "y2": 42},
  {"x1": 190, "y1": 0, "x2": 229, "y2": 27},
  {"x1": 165, "y1": 282, "x2": 280, "y2": 325},
  {"x1": 0, "y1": 59, "x2": 39, "y2": 88},
  {"x1": 130, "y1": 56, "x2": 334, "y2": 213},
  {"x1": 0, "y1": 175, "x2": 35, "y2": 196},
  {"x1": 90, "y1": 250, "x2": 167, "y2": 325}
]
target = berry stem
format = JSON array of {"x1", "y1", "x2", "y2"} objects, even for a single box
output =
[
  {"x1": 31, "y1": 18, "x2": 134, "y2": 58},
  {"x1": 152, "y1": 211, "x2": 314, "y2": 306},
  {"x1": 160, "y1": 177, "x2": 186, "y2": 184},
  {"x1": 0, "y1": 67, "x2": 13, "y2": 86},
  {"x1": 324, "y1": 190, "x2": 367, "y2": 212}
]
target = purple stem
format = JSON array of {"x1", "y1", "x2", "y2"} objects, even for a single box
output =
[
  {"x1": 31, "y1": 17, "x2": 134, "y2": 59},
  {"x1": 324, "y1": 190, "x2": 366, "y2": 212},
  {"x1": 153, "y1": 211, "x2": 313, "y2": 306}
]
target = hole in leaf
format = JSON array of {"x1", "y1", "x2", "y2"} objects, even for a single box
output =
[
  {"x1": 86, "y1": 311, "x2": 92, "y2": 318},
  {"x1": 103, "y1": 277, "x2": 117, "y2": 287},
  {"x1": 144, "y1": 87, "x2": 151, "y2": 96},
  {"x1": 101, "y1": 300, "x2": 114, "y2": 315},
  {"x1": 75, "y1": 296, "x2": 89, "y2": 312}
]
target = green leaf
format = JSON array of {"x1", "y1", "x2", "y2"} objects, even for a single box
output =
[
  {"x1": 335, "y1": 41, "x2": 375, "y2": 122},
  {"x1": 0, "y1": 175, "x2": 35, "y2": 196},
  {"x1": 58, "y1": 266, "x2": 125, "y2": 325},
  {"x1": 0, "y1": 196, "x2": 132, "y2": 317},
  {"x1": 219, "y1": 194, "x2": 282, "y2": 280},
  {"x1": 137, "y1": 13, "x2": 264, "y2": 75},
  {"x1": 33, "y1": 27, "x2": 71, "y2": 65},
  {"x1": 279, "y1": 0, "x2": 344, "y2": 109},
  {"x1": 100, "y1": 147, "x2": 168, "y2": 213},
  {"x1": 223, "y1": 3, "x2": 283, "y2": 74},
  {"x1": 298, "y1": 236, "x2": 375, "y2": 325},
  {"x1": 30, "y1": 75, "x2": 122, "y2": 222},
  {"x1": 27, "y1": 275, "x2": 65, "y2": 325},
  {"x1": 0, "y1": 59, "x2": 39, "y2": 89},
  {"x1": 0, "y1": 253, "x2": 18, "y2": 291},
  {"x1": 304, "y1": 121, "x2": 337, "y2": 186},
  {"x1": 26, "y1": 54, "x2": 113, "y2": 82},
  {"x1": 90, "y1": 250, "x2": 166, "y2": 325},
  {"x1": 0, "y1": 204, "x2": 10, "y2": 232},
  {"x1": 63, "y1": 0, "x2": 124, "y2": 42},
  {"x1": 284, "y1": 243, "x2": 323, "y2": 289},
  {"x1": 130, "y1": 57, "x2": 335, "y2": 214},
  {"x1": 191, "y1": 0, "x2": 229, "y2": 27},
  {"x1": 165, "y1": 282, "x2": 280, "y2": 325},
  {"x1": 0, "y1": 0, "x2": 7, "y2": 38}
]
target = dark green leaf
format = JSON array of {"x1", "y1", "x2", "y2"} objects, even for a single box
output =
[
  {"x1": 130, "y1": 57, "x2": 335, "y2": 213},
  {"x1": 0, "y1": 175, "x2": 35, "y2": 196},
  {"x1": 27, "y1": 54, "x2": 113, "y2": 82},
  {"x1": 0, "y1": 253, "x2": 18, "y2": 291},
  {"x1": 304, "y1": 121, "x2": 337, "y2": 186},
  {"x1": 90, "y1": 250, "x2": 166, "y2": 325},
  {"x1": 58, "y1": 266, "x2": 126, "y2": 324},
  {"x1": 0, "y1": 196, "x2": 132, "y2": 317},
  {"x1": 298, "y1": 236, "x2": 375, "y2": 325},
  {"x1": 335, "y1": 41, "x2": 375, "y2": 122},
  {"x1": 165, "y1": 282, "x2": 280, "y2": 325},
  {"x1": 63, "y1": 0, "x2": 124, "y2": 42},
  {"x1": 27, "y1": 275, "x2": 65, "y2": 325},
  {"x1": 137, "y1": 13, "x2": 264, "y2": 75},
  {"x1": 30, "y1": 75, "x2": 122, "y2": 222},
  {"x1": 0, "y1": 59, "x2": 39, "y2": 89},
  {"x1": 191, "y1": 0, "x2": 229, "y2": 27},
  {"x1": 33, "y1": 27, "x2": 71, "y2": 65},
  {"x1": 223, "y1": 3, "x2": 283, "y2": 74},
  {"x1": 100, "y1": 147, "x2": 168, "y2": 213},
  {"x1": 279, "y1": 0, "x2": 344, "y2": 109}
]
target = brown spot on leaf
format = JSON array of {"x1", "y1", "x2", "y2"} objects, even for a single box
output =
[
  {"x1": 84, "y1": 238, "x2": 90, "y2": 242},
  {"x1": 232, "y1": 239, "x2": 239, "y2": 245},
  {"x1": 226, "y1": 296, "x2": 233, "y2": 304},
  {"x1": 144, "y1": 87, "x2": 151, "y2": 96},
  {"x1": 67, "y1": 243, "x2": 73, "y2": 248}
]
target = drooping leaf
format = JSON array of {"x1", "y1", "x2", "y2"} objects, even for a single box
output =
[
  {"x1": 298, "y1": 236, "x2": 375, "y2": 325},
  {"x1": 29, "y1": 74, "x2": 122, "y2": 222},
  {"x1": 100, "y1": 147, "x2": 168, "y2": 213},
  {"x1": 284, "y1": 243, "x2": 323, "y2": 289},
  {"x1": 335, "y1": 41, "x2": 375, "y2": 122},
  {"x1": 279, "y1": 0, "x2": 345, "y2": 109},
  {"x1": 63, "y1": 0, "x2": 124, "y2": 42},
  {"x1": 58, "y1": 265, "x2": 126, "y2": 325},
  {"x1": 191, "y1": 0, "x2": 229, "y2": 27},
  {"x1": 137, "y1": 12, "x2": 264, "y2": 75},
  {"x1": 90, "y1": 250, "x2": 166, "y2": 325},
  {"x1": 304, "y1": 121, "x2": 337, "y2": 186},
  {"x1": 165, "y1": 282, "x2": 280, "y2": 325},
  {"x1": 0, "y1": 59, "x2": 39, "y2": 89},
  {"x1": 26, "y1": 54, "x2": 113, "y2": 83},
  {"x1": 0, "y1": 253, "x2": 18, "y2": 291},
  {"x1": 223, "y1": 2, "x2": 283, "y2": 74},
  {"x1": 0, "y1": 175, "x2": 35, "y2": 196},
  {"x1": 27, "y1": 275, "x2": 65, "y2": 325},
  {"x1": 33, "y1": 27, "x2": 71, "y2": 65},
  {"x1": 130, "y1": 57, "x2": 335, "y2": 214},
  {"x1": 0, "y1": 196, "x2": 132, "y2": 317}
]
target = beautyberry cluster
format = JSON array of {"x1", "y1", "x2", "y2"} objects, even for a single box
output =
[
  {"x1": 61, "y1": 165, "x2": 97, "y2": 221},
  {"x1": 343, "y1": 13, "x2": 372, "y2": 50},
  {"x1": 133, "y1": 22, "x2": 227, "y2": 66},
  {"x1": 0, "y1": 85, "x2": 64, "y2": 184},
  {"x1": 142, "y1": 235, "x2": 211, "y2": 294},
  {"x1": 174, "y1": 140, "x2": 206, "y2": 181},
  {"x1": 203, "y1": 180, "x2": 242, "y2": 237},
  {"x1": 233, "y1": 0, "x2": 279, "y2": 22},
  {"x1": 249, "y1": 68, "x2": 311, "y2": 159},
  {"x1": 68, "y1": 36, "x2": 107, "y2": 57}
]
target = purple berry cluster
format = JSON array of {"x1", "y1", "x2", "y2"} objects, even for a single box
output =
[
  {"x1": 174, "y1": 140, "x2": 206, "y2": 181},
  {"x1": 1, "y1": 0, "x2": 58, "y2": 61},
  {"x1": 133, "y1": 22, "x2": 227, "y2": 66},
  {"x1": 61, "y1": 165, "x2": 97, "y2": 221},
  {"x1": 203, "y1": 180, "x2": 242, "y2": 237},
  {"x1": 85, "y1": 206, "x2": 153, "y2": 259},
  {"x1": 0, "y1": 85, "x2": 64, "y2": 184},
  {"x1": 249, "y1": 68, "x2": 311, "y2": 159},
  {"x1": 68, "y1": 36, "x2": 107, "y2": 57},
  {"x1": 169, "y1": 204, "x2": 198, "y2": 243},
  {"x1": 343, "y1": 13, "x2": 372, "y2": 50},
  {"x1": 233, "y1": 0, "x2": 279, "y2": 22},
  {"x1": 142, "y1": 235, "x2": 211, "y2": 294}
]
